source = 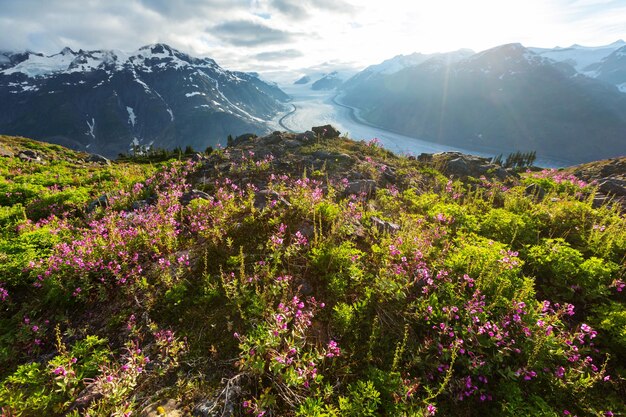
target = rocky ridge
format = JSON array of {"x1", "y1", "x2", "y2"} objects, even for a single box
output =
[
  {"x1": 191, "y1": 126, "x2": 626, "y2": 213},
  {"x1": 565, "y1": 157, "x2": 626, "y2": 209}
]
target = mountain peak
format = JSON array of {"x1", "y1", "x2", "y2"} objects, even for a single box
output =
[
  {"x1": 60, "y1": 47, "x2": 75, "y2": 56},
  {"x1": 138, "y1": 43, "x2": 177, "y2": 56},
  {"x1": 467, "y1": 43, "x2": 534, "y2": 65},
  {"x1": 494, "y1": 43, "x2": 527, "y2": 53}
]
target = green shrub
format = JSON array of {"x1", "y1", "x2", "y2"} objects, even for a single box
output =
[
  {"x1": 445, "y1": 236, "x2": 525, "y2": 305},
  {"x1": 479, "y1": 208, "x2": 537, "y2": 246},
  {"x1": 0, "y1": 335, "x2": 110, "y2": 416},
  {"x1": 338, "y1": 380, "x2": 381, "y2": 417},
  {"x1": 527, "y1": 238, "x2": 617, "y2": 303}
]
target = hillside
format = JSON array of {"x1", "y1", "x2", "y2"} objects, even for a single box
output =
[
  {"x1": 1, "y1": 132, "x2": 625, "y2": 417},
  {"x1": 311, "y1": 72, "x2": 344, "y2": 90},
  {"x1": 0, "y1": 44, "x2": 289, "y2": 157},
  {"x1": 339, "y1": 43, "x2": 626, "y2": 164}
]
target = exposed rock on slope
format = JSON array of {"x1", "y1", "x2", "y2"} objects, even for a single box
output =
[{"x1": 568, "y1": 156, "x2": 626, "y2": 209}]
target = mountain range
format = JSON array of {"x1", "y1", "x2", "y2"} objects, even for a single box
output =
[
  {"x1": 339, "y1": 41, "x2": 626, "y2": 164},
  {"x1": 2, "y1": 41, "x2": 626, "y2": 163},
  {"x1": 0, "y1": 44, "x2": 289, "y2": 157}
]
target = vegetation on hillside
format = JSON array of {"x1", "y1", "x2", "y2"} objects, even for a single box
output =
[{"x1": 0, "y1": 134, "x2": 624, "y2": 416}]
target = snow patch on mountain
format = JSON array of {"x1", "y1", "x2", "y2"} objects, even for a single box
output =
[
  {"x1": 4, "y1": 51, "x2": 75, "y2": 77},
  {"x1": 0, "y1": 44, "x2": 215, "y2": 78},
  {"x1": 134, "y1": 77, "x2": 151, "y2": 93},
  {"x1": 86, "y1": 118, "x2": 95, "y2": 139},
  {"x1": 364, "y1": 49, "x2": 475, "y2": 76},
  {"x1": 126, "y1": 106, "x2": 136, "y2": 127},
  {"x1": 529, "y1": 41, "x2": 625, "y2": 72}
]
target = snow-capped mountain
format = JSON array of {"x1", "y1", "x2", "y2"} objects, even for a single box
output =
[
  {"x1": 584, "y1": 45, "x2": 626, "y2": 92},
  {"x1": 529, "y1": 40, "x2": 625, "y2": 71},
  {"x1": 311, "y1": 71, "x2": 344, "y2": 90},
  {"x1": 0, "y1": 44, "x2": 289, "y2": 157},
  {"x1": 339, "y1": 43, "x2": 626, "y2": 164},
  {"x1": 529, "y1": 40, "x2": 626, "y2": 87},
  {"x1": 342, "y1": 49, "x2": 474, "y2": 89}
]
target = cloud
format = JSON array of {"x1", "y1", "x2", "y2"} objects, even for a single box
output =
[
  {"x1": 255, "y1": 49, "x2": 303, "y2": 60},
  {"x1": 211, "y1": 20, "x2": 295, "y2": 46},
  {"x1": 138, "y1": 0, "x2": 246, "y2": 20},
  {"x1": 269, "y1": 0, "x2": 308, "y2": 19},
  {"x1": 0, "y1": 0, "x2": 624, "y2": 79},
  {"x1": 269, "y1": 0, "x2": 356, "y2": 20}
]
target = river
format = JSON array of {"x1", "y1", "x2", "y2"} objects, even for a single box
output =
[{"x1": 273, "y1": 84, "x2": 568, "y2": 168}]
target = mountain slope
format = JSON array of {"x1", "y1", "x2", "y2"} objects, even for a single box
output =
[
  {"x1": 342, "y1": 49, "x2": 474, "y2": 90},
  {"x1": 0, "y1": 44, "x2": 289, "y2": 157},
  {"x1": 590, "y1": 46, "x2": 626, "y2": 91},
  {"x1": 529, "y1": 40, "x2": 626, "y2": 74},
  {"x1": 340, "y1": 43, "x2": 626, "y2": 164},
  {"x1": 0, "y1": 133, "x2": 625, "y2": 416},
  {"x1": 311, "y1": 71, "x2": 343, "y2": 90}
]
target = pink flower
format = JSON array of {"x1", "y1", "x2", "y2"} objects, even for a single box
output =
[
  {"x1": 326, "y1": 340, "x2": 341, "y2": 358},
  {"x1": 0, "y1": 286, "x2": 8, "y2": 301}
]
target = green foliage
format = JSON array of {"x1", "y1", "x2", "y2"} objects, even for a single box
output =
[
  {"x1": 0, "y1": 135, "x2": 624, "y2": 417},
  {"x1": 527, "y1": 238, "x2": 617, "y2": 303},
  {"x1": 592, "y1": 302, "x2": 626, "y2": 355},
  {"x1": 0, "y1": 335, "x2": 110, "y2": 416},
  {"x1": 338, "y1": 380, "x2": 381, "y2": 417},
  {"x1": 495, "y1": 382, "x2": 560, "y2": 417},
  {"x1": 479, "y1": 208, "x2": 537, "y2": 246},
  {"x1": 446, "y1": 236, "x2": 525, "y2": 304}
]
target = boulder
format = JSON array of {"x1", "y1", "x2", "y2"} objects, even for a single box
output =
[
  {"x1": 431, "y1": 152, "x2": 512, "y2": 180},
  {"x1": 258, "y1": 133, "x2": 283, "y2": 146},
  {"x1": 445, "y1": 157, "x2": 471, "y2": 177},
  {"x1": 283, "y1": 139, "x2": 301, "y2": 149},
  {"x1": 19, "y1": 149, "x2": 39, "y2": 158},
  {"x1": 311, "y1": 150, "x2": 353, "y2": 165},
  {"x1": 370, "y1": 216, "x2": 400, "y2": 233},
  {"x1": 598, "y1": 178, "x2": 626, "y2": 197},
  {"x1": 295, "y1": 131, "x2": 316, "y2": 142},
  {"x1": 312, "y1": 124, "x2": 340, "y2": 138},
  {"x1": 87, "y1": 194, "x2": 109, "y2": 212},
  {"x1": 232, "y1": 133, "x2": 257, "y2": 147},
  {"x1": 0, "y1": 144, "x2": 14, "y2": 158},
  {"x1": 85, "y1": 153, "x2": 111, "y2": 165},
  {"x1": 18, "y1": 150, "x2": 43, "y2": 163},
  {"x1": 181, "y1": 189, "x2": 211, "y2": 205},
  {"x1": 525, "y1": 183, "x2": 546, "y2": 200},
  {"x1": 254, "y1": 189, "x2": 291, "y2": 210},
  {"x1": 343, "y1": 179, "x2": 377, "y2": 197},
  {"x1": 417, "y1": 153, "x2": 433, "y2": 162}
]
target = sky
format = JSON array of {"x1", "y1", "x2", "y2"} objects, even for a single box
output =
[{"x1": 1, "y1": 0, "x2": 625, "y2": 82}]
